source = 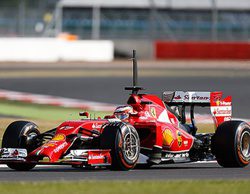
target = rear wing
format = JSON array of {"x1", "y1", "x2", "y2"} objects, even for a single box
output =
[
  {"x1": 163, "y1": 91, "x2": 232, "y2": 127},
  {"x1": 163, "y1": 91, "x2": 210, "y2": 106}
]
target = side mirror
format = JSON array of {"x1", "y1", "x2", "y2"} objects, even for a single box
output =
[
  {"x1": 141, "y1": 101, "x2": 152, "y2": 105},
  {"x1": 79, "y1": 111, "x2": 89, "y2": 118}
]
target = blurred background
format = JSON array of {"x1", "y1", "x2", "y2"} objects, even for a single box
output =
[
  {"x1": 0, "y1": 0, "x2": 250, "y2": 59},
  {"x1": 1, "y1": 0, "x2": 250, "y2": 183},
  {"x1": 0, "y1": 0, "x2": 250, "y2": 123},
  {"x1": 1, "y1": 0, "x2": 250, "y2": 40}
]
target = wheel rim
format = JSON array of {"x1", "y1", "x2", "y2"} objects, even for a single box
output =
[
  {"x1": 25, "y1": 132, "x2": 38, "y2": 145},
  {"x1": 240, "y1": 131, "x2": 250, "y2": 158},
  {"x1": 123, "y1": 132, "x2": 139, "y2": 161}
]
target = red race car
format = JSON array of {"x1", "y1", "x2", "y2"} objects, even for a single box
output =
[{"x1": 1, "y1": 50, "x2": 250, "y2": 171}]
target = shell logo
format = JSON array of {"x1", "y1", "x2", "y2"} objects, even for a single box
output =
[
  {"x1": 44, "y1": 143, "x2": 56, "y2": 147},
  {"x1": 163, "y1": 129, "x2": 174, "y2": 147},
  {"x1": 52, "y1": 134, "x2": 65, "y2": 141}
]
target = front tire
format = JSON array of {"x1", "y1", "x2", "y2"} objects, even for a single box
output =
[
  {"x1": 2, "y1": 121, "x2": 40, "y2": 171},
  {"x1": 100, "y1": 122, "x2": 140, "y2": 170},
  {"x1": 212, "y1": 121, "x2": 250, "y2": 167}
]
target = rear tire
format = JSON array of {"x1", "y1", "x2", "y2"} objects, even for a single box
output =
[
  {"x1": 100, "y1": 122, "x2": 140, "y2": 170},
  {"x1": 2, "y1": 121, "x2": 40, "y2": 171},
  {"x1": 212, "y1": 121, "x2": 250, "y2": 167}
]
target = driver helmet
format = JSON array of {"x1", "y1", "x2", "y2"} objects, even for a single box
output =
[{"x1": 114, "y1": 105, "x2": 133, "y2": 121}]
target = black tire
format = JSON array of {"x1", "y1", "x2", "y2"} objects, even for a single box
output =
[
  {"x1": 100, "y1": 122, "x2": 140, "y2": 171},
  {"x1": 2, "y1": 121, "x2": 40, "y2": 171},
  {"x1": 211, "y1": 120, "x2": 250, "y2": 167}
]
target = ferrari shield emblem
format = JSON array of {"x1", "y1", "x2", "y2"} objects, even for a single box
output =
[
  {"x1": 176, "y1": 131, "x2": 183, "y2": 147},
  {"x1": 150, "y1": 107, "x2": 157, "y2": 118}
]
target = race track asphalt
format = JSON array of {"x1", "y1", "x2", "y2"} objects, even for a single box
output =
[
  {"x1": 0, "y1": 76, "x2": 250, "y2": 118},
  {"x1": 0, "y1": 162, "x2": 250, "y2": 181},
  {"x1": 0, "y1": 62, "x2": 250, "y2": 181}
]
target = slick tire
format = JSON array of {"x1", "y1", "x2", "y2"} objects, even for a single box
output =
[
  {"x1": 2, "y1": 121, "x2": 40, "y2": 171},
  {"x1": 100, "y1": 122, "x2": 140, "y2": 171},
  {"x1": 211, "y1": 121, "x2": 250, "y2": 167}
]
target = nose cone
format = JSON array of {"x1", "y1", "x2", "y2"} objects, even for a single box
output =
[{"x1": 30, "y1": 140, "x2": 70, "y2": 162}]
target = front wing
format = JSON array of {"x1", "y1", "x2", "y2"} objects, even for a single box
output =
[{"x1": 0, "y1": 148, "x2": 111, "y2": 166}]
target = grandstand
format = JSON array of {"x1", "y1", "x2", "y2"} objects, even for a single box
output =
[{"x1": 51, "y1": 0, "x2": 250, "y2": 41}]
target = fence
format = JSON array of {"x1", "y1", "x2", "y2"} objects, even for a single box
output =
[
  {"x1": 0, "y1": 0, "x2": 250, "y2": 41},
  {"x1": 0, "y1": 0, "x2": 57, "y2": 37},
  {"x1": 59, "y1": 8, "x2": 250, "y2": 41}
]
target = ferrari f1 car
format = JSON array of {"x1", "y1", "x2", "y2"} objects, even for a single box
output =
[{"x1": 1, "y1": 50, "x2": 250, "y2": 171}]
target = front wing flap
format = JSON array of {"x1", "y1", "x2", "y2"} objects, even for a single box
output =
[{"x1": 0, "y1": 148, "x2": 27, "y2": 161}]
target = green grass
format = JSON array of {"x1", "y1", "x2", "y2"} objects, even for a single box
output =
[
  {"x1": 0, "y1": 100, "x2": 111, "y2": 142},
  {"x1": 0, "y1": 180, "x2": 249, "y2": 194},
  {"x1": 0, "y1": 100, "x2": 111, "y2": 121},
  {"x1": 0, "y1": 99, "x2": 215, "y2": 144}
]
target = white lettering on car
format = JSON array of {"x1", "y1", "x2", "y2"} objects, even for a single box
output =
[{"x1": 54, "y1": 142, "x2": 68, "y2": 153}]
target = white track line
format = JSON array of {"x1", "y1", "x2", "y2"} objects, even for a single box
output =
[
  {"x1": 0, "y1": 89, "x2": 116, "y2": 112},
  {"x1": 3, "y1": 89, "x2": 247, "y2": 122}
]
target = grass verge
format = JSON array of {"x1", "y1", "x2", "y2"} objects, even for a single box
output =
[
  {"x1": 0, "y1": 100, "x2": 111, "y2": 142},
  {"x1": 0, "y1": 180, "x2": 249, "y2": 194},
  {"x1": 0, "y1": 100, "x2": 111, "y2": 121},
  {"x1": 0, "y1": 99, "x2": 215, "y2": 143}
]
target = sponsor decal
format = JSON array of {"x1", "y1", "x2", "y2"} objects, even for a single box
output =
[
  {"x1": 173, "y1": 91, "x2": 210, "y2": 103},
  {"x1": 108, "y1": 118, "x2": 121, "y2": 122},
  {"x1": 184, "y1": 95, "x2": 209, "y2": 101},
  {"x1": 88, "y1": 154, "x2": 104, "y2": 160},
  {"x1": 216, "y1": 101, "x2": 231, "y2": 106},
  {"x1": 224, "y1": 117, "x2": 231, "y2": 121},
  {"x1": 150, "y1": 107, "x2": 157, "y2": 118},
  {"x1": 54, "y1": 142, "x2": 68, "y2": 153},
  {"x1": 165, "y1": 152, "x2": 189, "y2": 158},
  {"x1": 163, "y1": 129, "x2": 174, "y2": 147},
  {"x1": 139, "y1": 116, "x2": 149, "y2": 120},
  {"x1": 92, "y1": 123, "x2": 102, "y2": 129},
  {"x1": 176, "y1": 131, "x2": 183, "y2": 147},
  {"x1": 11, "y1": 149, "x2": 19, "y2": 157},
  {"x1": 60, "y1": 126, "x2": 74, "y2": 130},
  {"x1": 211, "y1": 106, "x2": 232, "y2": 117},
  {"x1": 174, "y1": 95, "x2": 181, "y2": 100},
  {"x1": 52, "y1": 134, "x2": 66, "y2": 141},
  {"x1": 0, "y1": 148, "x2": 27, "y2": 158},
  {"x1": 43, "y1": 143, "x2": 56, "y2": 148}
]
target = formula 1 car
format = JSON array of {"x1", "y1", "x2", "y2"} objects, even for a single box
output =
[{"x1": 1, "y1": 50, "x2": 250, "y2": 171}]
